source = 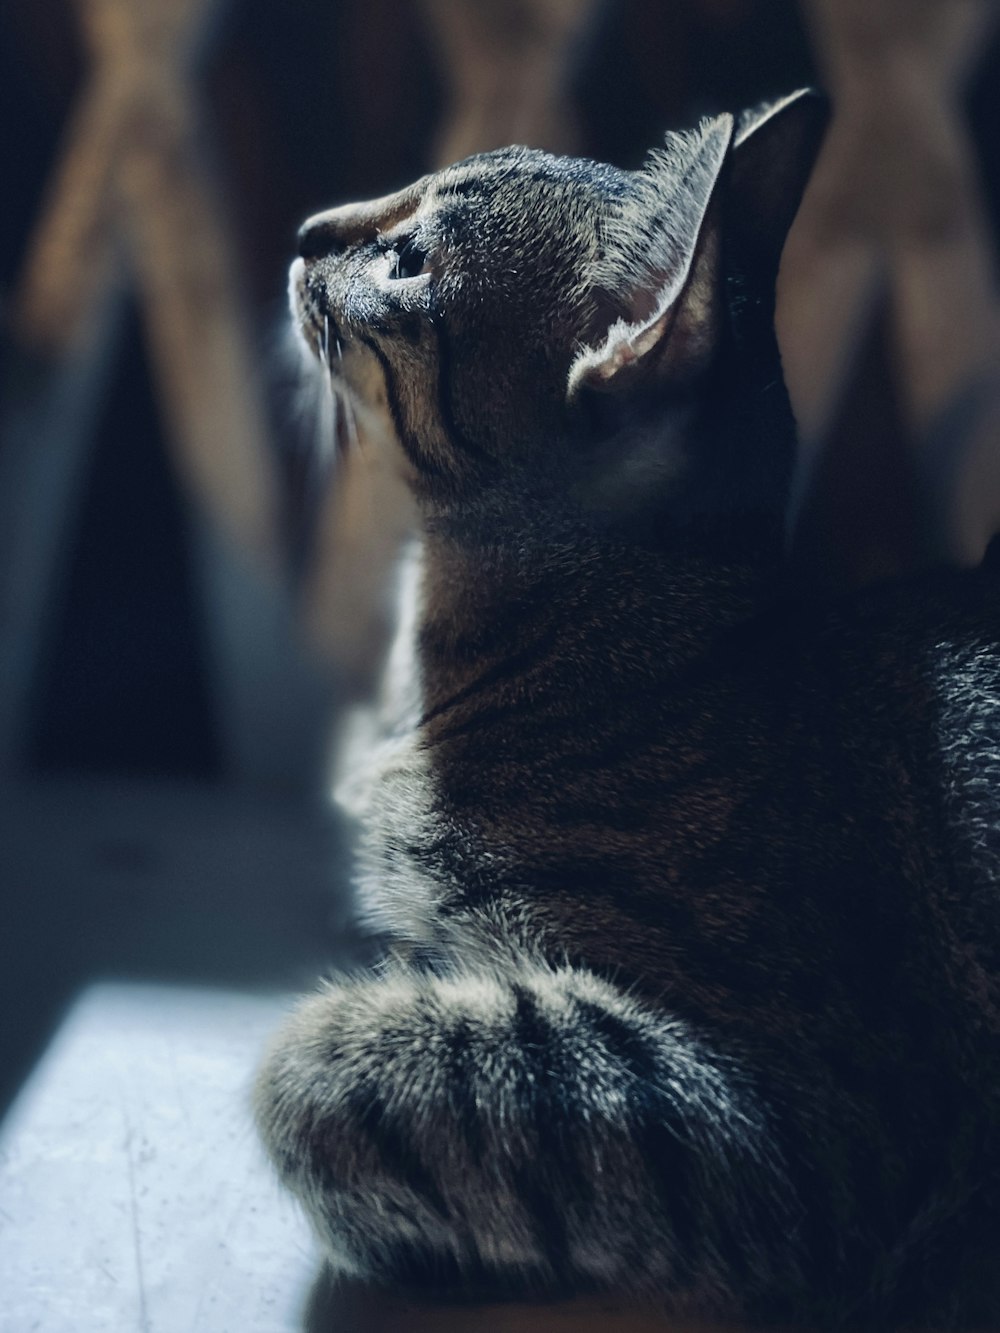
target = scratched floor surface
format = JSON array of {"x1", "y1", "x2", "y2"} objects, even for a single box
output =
[
  {"x1": 0, "y1": 982, "x2": 321, "y2": 1333},
  {"x1": 0, "y1": 983, "x2": 696, "y2": 1333},
  {"x1": 0, "y1": 779, "x2": 716, "y2": 1333}
]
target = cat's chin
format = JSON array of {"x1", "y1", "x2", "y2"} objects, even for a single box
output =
[
  {"x1": 287, "y1": 256, "x2": 306, "y2": 317},
  {"x1": 287, "y1": 257, "x2": 322, "y2": 363}
]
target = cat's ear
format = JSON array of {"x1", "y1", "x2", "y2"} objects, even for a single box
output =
[
  {"x1": 730, "y1": 89, "x2": 829, "y2": 276},
  {"x1": 567, "y1": 115, "x2": 733, "y2": 401},
  {"x1": 567, "y1": 90, "x2": 828, "y2": 402}
]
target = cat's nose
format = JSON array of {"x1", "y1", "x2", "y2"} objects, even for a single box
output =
[
  {"x1": 297, "y1": 216, "x2": 341, "y2": 261},
  {"x1": 296, "y1": 183, "x2": 426, "y2": 262}
]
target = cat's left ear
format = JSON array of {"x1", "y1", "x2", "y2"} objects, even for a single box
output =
[
  {"x1": 567, "y1": 90, "x2": 828, "y2": 401},
  {"x1": 730, "y1": 89, "x2": 830, "y2": 276}
]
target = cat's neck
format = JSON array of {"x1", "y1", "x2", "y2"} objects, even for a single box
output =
[{"x1": 414, "y1": 521, "x2": 775, "y2": 720}]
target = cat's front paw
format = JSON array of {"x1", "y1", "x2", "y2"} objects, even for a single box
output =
[{"x1": 256, "y1": 963, "x2": 799, "y2": 1306}]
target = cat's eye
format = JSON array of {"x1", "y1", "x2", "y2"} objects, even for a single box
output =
[{"x1": 389, "y1": 237, "x2": 429, "y2": 281}]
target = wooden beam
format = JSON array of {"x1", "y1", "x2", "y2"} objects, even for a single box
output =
[
  {"x1": 11, "y1": 0, "x2": 281, "y2": 568},
  {"x1": 777, "y1": 0, "x2": 1000, "y2": 575}
]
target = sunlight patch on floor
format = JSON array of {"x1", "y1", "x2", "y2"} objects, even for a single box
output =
[{"x1": 0, "y1": 982, "x2": 319, "y2": 1333}]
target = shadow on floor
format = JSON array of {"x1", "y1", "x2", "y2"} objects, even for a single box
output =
[{"x1": 0, "y1": 774, "x2": 355, "y2": 1118}]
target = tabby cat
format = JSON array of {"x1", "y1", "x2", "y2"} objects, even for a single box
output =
[{"x1": 255, "y1": 91, "x2": 1000, "y2": 1326}]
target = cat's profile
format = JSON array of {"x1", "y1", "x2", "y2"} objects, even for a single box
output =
[{"x1": 255, "y1": 91, "x2": 1000, "y2": 1326}]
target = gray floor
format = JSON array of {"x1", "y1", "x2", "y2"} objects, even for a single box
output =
[
  {"x1": 0, "y1": 778, "x2": 695, "y2": 1332},
  {"x1": 0, "y1": 776, "x2": 351, "y2": 1111},
  {"x1": 0, "y1": 982, "x2": 319, "y2": 1333},
  {"x1": 0, "y1": 775, "x2": 347, "y2": 1332}
]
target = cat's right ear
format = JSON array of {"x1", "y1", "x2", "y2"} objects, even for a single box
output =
[
  {"x1": 566, "y1": 90, "x2": 828, "y2": 405},
  {"x1": 567, "y1": 114, "x2": 735, "y2": 402}
]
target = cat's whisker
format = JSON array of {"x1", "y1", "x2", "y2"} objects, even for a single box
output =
[
  {"x1": 342, "y1": 386, "x2": 361, "y2": 455},
  {"x1": 329, "y1": 321, "x2": 337, "y2": 373},
  {"x1": 318, "y1": 366, "x2": 336, "y2": 464},
  {"x1": 332, "y1": 391, "x2": 345, "y2": 460},
  {"x1": 322, "y1": 367, "x2": 358, "y2": 459},
  {"x1": 330, "y1": 338, "x2": 364, "y2": 455}
]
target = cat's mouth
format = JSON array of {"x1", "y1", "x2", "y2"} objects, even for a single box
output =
[
  {"x1": 289, "y1": 258, "x2": 331, "y2": 363},
  {"x1": 289, "y1": 258, "x2": 362, "y2": 458},
  {"x1": 288, "y1": 256, "x2": 420, "y2": 477}
]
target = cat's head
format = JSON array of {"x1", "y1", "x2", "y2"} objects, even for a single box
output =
[{"x1": 292, "y1": 91, "x2": 825, "y2": 551}]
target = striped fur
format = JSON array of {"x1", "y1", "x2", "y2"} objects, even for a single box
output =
[
  {"x1": 257, "y1": 94, "x2": 1000, "y2": 1324},
  {"x1": 256, "y1": 949, "x2": 799, "y2": 1308}
]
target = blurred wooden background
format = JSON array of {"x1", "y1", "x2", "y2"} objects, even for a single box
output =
[
  {"x1": 2, "y1": 0, "x2": 997, "y2": 798},
  {"x1": 0, "y1": 0, "x2": 820, "y2": 795}
]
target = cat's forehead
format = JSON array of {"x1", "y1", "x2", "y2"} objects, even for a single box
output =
[{"x1": 428, "y1": 146, "x2": 636, "y2": 211}]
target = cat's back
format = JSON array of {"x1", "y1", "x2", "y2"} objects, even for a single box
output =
[{"x1": 381, "y1": 534, "x2": 1000, "y2": 1039}]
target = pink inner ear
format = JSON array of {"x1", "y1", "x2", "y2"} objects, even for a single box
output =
[
  {"x1": 570, "y1": 219, "x2": 722, "y2": 400},
  {"x1": 568, "y1": 278, "x2": 685, "y2": 398},
  {"x1": 567, "y1": 116, "x2": 734, "y2": 402},
  {"x1": 588, "y1": 308, "x2": 675, "y2": 385}
]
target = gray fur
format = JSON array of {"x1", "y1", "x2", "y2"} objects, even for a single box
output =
[{"x1": 257, "y1": 93, "x2": 1000, "y2": 1325}]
